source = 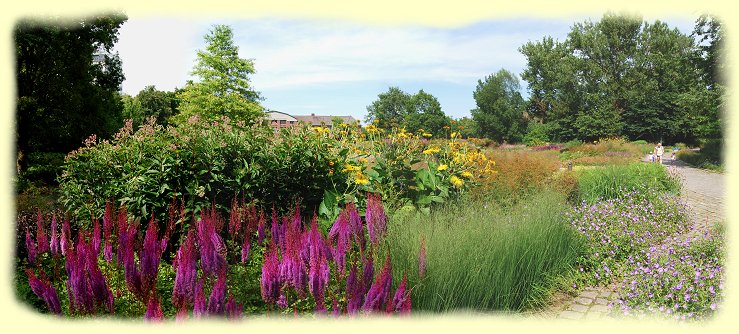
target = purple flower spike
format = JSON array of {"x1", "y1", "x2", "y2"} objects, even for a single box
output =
[
  {"x1": 50, "y1": 213, "x2": 60, "y2": 257},
  {"x1": 172, "y1": 229, "x2": 197, "y2": 313},
  {"x1": 346, "y1": 264, "x2": 362, "y2": 314},
  {"x1": 140, "y1": 217, "x2": 163, "y2": 297},
  {"x1": 26, "y1": 270, "x2": 61, "y2": 315},
  {"x1": 361, "y1": 253, "x2": 374, "y2": 296},
  {"x1": 61, "y1": 218, "x2": 71, "y2": 257},
  {"x1": 226, "y1": 294, "x2": 243, "y2": 320},
  {"x1": 362, "y1": 255, "x2": 392, "y2": 313},
  {"x1": 193, "y1": 279, "x2": 206, "y2": 318},
  {"x1": 25, "y1": 228, "x2": 37, "y2": 264},
  {"x1": 261, "y1": 244, "x2": 281, "y2": 304},
  {"x1": 36, "y1": 210, "x2": 49, "y2": 255},
  {"x1": 207, "y1": 273, "x2": 227, "y2": 316},
  {"x1": 92, "y1": 218, "x2": 101, "y2": 256},
  {"x1": 347, "y1": 203, "x2": 366, "y2": 251},
  {"x1": 144, "y1": 295, "x2": 164, "y2": 322},
  {"x1": 365, "y1": 193, "x2": 387, "y2": 246},
  {"x1": 329, "y1": 210, "x2": 351, "y2": 275},
  {"x1": 388, "y1": 274, "x2": 411, "y2": 315}
]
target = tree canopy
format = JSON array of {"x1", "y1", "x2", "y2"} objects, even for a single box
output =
[
  {"x1": 365, "y1": 87, "x2": 451, "y2": 136},
  {"x1": 15, "y1": 14, "x2": 128, "y2": 171},
  {"x1": 471, "y1": 69, "x2": 526, "y2": 143},
  {"x1": 172, "y1": 24, "x2": 264, "y2": 126},
  {"x1": 519, "y1": 13, "x2": 723, "y2": 144}
]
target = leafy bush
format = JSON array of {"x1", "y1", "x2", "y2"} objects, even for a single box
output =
[
  {"x1": 575, "y1": 163, "x2": 681, "y2": 204},
  {"x1": 385, "y1": 190, "x2": 583, "y2": 312},
  {"x1": 523, "y1": 122, "x2": 550, "y2": 146},
  {"x1": 58, "y1": 117, "x2": 349, "y2": 230}
]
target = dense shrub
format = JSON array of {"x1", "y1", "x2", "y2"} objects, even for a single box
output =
[{"x1": 58, "y1": 117, "x2": 349, "y2": 230}]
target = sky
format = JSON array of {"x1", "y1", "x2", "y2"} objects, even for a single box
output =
[{"x1": 114, "y1": 15, "x2": 697, "y2": 122}]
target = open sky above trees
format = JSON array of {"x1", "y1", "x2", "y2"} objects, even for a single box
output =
[{"x1": 114, "y1": 15, "x2": 696, "y2": 121}]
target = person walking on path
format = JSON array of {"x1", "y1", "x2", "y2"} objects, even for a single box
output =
[{"x1": 654, "y1": 143, "x2": 665, "y2": 164}]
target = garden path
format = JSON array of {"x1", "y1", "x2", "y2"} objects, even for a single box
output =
[{"x1": 538, "y1": 158, "x2": 725, "y2": 320}]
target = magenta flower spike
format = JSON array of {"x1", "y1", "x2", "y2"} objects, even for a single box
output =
[
  {"x1": 329, "y1": 210, "x2": 351, "y2": 275},
  {"x1": 362, "y1": 255, "x2": 392, "y2": 313},
  {"x1": 261, "y1": 243, "x2": 281, "y2": 304},
  {"x1": 145, "y1": 294, "x2": 164, "y2": 322},
  {"x1": 26, "y1": 270, "x2": 62, "y2": 315},
  {"x1": 50, "y1": 213, "x2": 60, "y2": 257},
  {"x1": 172, "y1": 229, "x2": 197, "y2": 313},
  {"x1": 365, "y1": 193, "x2": 387, "y2": 245},
  {"x1": 361, "y1": 253, "x2": 374, "y2": 296},
  {"x1": 61, "y1": 218, "x2": 71, "y2": 257},
  {"x1": 193, "y1": 278, "x2": 206, "y2": 318},
  {"x1": 347, "y1": 203, "x2": 366, "y2": 252},
  {"x1": 346, "y1": 264, "x2": 362, "y2": 314},
  {"x1": 140, "y1": 217, "x2": 162, "y2": 296},
  {"x1": 388, "y1": 274, "x2": 411, "y2": 314},
  {"x1": 197, "y1": 213, "x2": 227, "y2": 277},
  {"x1": 92, "y1": 218, "x2": 101, "y2": 257},
  {"x1": 306, "y1": 215, "x2": 330, "y2": 310},
  {"x1": 84, "y1": 238, "x2": 114, "y2": 313},
  {"x1": 25, "y1": 227, "x2": 37, "y2": 265},
  {"x1": 207, "y1": 273, "x2": 227, "y2": 316},
  {"x1": 225, "y1": 294, "x2": 243, "y2": 320},
  {"x1": 36, "y1": 210, "x2": 49, "y2": 255},
  {"x1": 229, "y1": 197, "x2": 241, "y2": 240}
]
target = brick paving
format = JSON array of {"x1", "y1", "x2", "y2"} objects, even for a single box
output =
[{"x1": 548, "y1": 157, "x2": 725, "y2": 320}]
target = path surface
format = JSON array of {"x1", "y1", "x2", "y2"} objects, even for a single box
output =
[{"x1": 540, "y1": 158, "x2": 725, "y2": 320}]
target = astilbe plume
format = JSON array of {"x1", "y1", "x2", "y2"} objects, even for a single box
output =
[
  {"x1": 280, "y1": 211, "x2": 307, "y2": 295},
  {"x1": 346, "y1": 263, "x2": 363, "y2": 314},
  {"x1": 61, "y1": 218, "x2": 71, "y2": 257},
  {"x1": 361, "y1": 252, "x2": 374, "y2": 297},
  {"x1": 365, "y1": 193, "x2": 387, "y2": 245},
  {"x1": 172, "y1": 229, "x2": 198, "y2": 314},
  {"x1": 193, "y1": 278, "x2": 206, "y2": 318},
  {"x1": 328, "y1": 209, "x2": 351, "y2": 276},
  {"x1": 241, "y1": 204, "x2": 261, "y2": 263},
  {"x1": 306, "y1": 214, "x2": 330, "y2": 312},
  {"x1": 26, "y1": 269, "x2": 61, "y2": 315},
  {"x1": 257, "y1": 214, "x2": 266, "y2": 245},
  {"x1": 118, "y1": 218, "x2": 144, "y2": 301},
  {"x1": 140, "y1": 216, "x2": 164, "y2": 299},
  {"x1": 270, "y1": 206, "x2": 280, "y2": 247},
  {"x1": 115, "y1": 206, "x2": 128, "y2": 264},
  {"x1": 144, "y1": 295, "x2": 164, "y2": 322},
  {"x1": 386, "y1": 274, "x2": 411, "y2": 315},
  {"x1": 347, "y1": 203, "x2": 366, "y2": 252},
  {"x1": 36, "y1": 210, "x2": 49, "y2": 255},
  {"x1": 196, "y1": 209, "x2": 227, "y2": 277},
  {"x1": 261, "y1": 243, "x2": 281, "y2": 305},
  {"x1": 92, "y1": 218, "x2": 101, "y2": 256},
  {"x1": 332, "y1": 297, "x2": 341, "y2": 316},
  {"x1": 228, "y1": 197, "x2": 242, "y2": 240},
  {"x1": 83, "y1": 236, "x2": 115, "y2": 313},
  {"x1": 25, "y1": 228, "x2": 37, "y2": 264},
  {"x1": 50, "y1": 213, "x2": 60, "y2": 256},
  {"x1": 66, "y1": 235, "x2": 99, "y2": 314},
  {"x1": 362, "y1": 255, "x2": 392, "y2": 313},
  {"x1": 225, "y1": 294, "x2": 243, "y2": 320},
  {"x1": 206, "y1": 273, "x2": 228, "y2": 316},
  {"x1": 102, "y1": 202, "x2": 114, "y2": 262}
]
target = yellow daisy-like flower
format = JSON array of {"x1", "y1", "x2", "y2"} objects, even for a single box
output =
[
  {"x1": 359, "y1": 157, "x2": 369, "y2": 164},
  {"x1": 354, "y1": 172, "x2": 369, "y2": 185},
  {"x1": 450, "y1": 175, "x2": 464, "y2": 188},
  {"x1": 461, "y1": 171, "x2": 473, "y2": 178},
  {"x1": 342, "y1": 164, "x2": 361, "y2": 173},
  {"x1": 422, "y1": 147, "x2": 440, "y2": 155},
  {"x1": 451, "y1": 132, "x2": 459, "y2": 139},
  {"x1": 422, "y1": 133, "x2": 432, "y2": 137},
  {"x1": 437, "y1": 164, "x2": 448, "y2": 171}
]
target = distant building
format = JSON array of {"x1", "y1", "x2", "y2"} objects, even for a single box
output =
[{"x1": 266, "y1": 111, "x2": 357, "y2": 130}]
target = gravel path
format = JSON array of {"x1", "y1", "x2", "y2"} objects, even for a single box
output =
[{"x1": 543, "y1": 158, "x2": 725, "y2": 320}]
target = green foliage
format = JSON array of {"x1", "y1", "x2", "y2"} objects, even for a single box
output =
[
  {"x1": 58, "y1": 118, "x2": 348, "y2": 228},
  {"x1": 173, "y1": 24, "x2": 264, "y2": 126},
  {"x1": 365, "y1": 87, "x2": 451, "y2": 137},
  {"x1": 523, "y1": 121, "x2": 551, "y2": 146},
  {"x1": 575, "y1": 163, "x2": 682, "y2": 204},
  {"x1": 676, "y1": 139, "x2": 723, "y2": 172},
  {"x1": 15, "y1": 13, "x2": 127, "y2": 172},
  {"x1": 385, "y1": 190, "x2": 583, "y2": 312},
  {"x1": 471, "y1": 69, "x2": 526, "y2": 143},
  {"x1": 519, "y1": 13, "x2": 723, "y2": 144}
]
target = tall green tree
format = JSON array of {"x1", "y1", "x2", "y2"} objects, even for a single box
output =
[
  {"x1": 365, "y1": 86, "x2": 412, "y2": 130},
  {"x1": 471, "y1": 69, "x2": 526, "y2": 143},
  {"x1": 15, "y1": 14, "x2": 127, "y2": 172},
  {"x1": 404, "y1": 90, "x2": 451, "y2": 137},
  {"x1": 686, "y1": 15, "x2": 724, "y2": 140},
  {"x1": 172, "y1": 24, "x2": 263, "y2": 126},
  {"x1": 136, "y1": 85, "x2": 180, "y2": 127}
]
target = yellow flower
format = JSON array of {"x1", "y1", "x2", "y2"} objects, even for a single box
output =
[
  {"x1": 437, "y1": 164, "x2": 448, "y2": 171},
  {"x1": 451, "y1": 132, "x2": 458, "y2": 139},
  {"x1": 450, "y1": 175, "x2": 464, "y2": 188},
  {"x1": 359, "y1": 157, "x2": 369, "y2": 164},
  {"x1": 422, "y1": 147, "x2": 440, "y2": 155},
  {"x1": 461, "y1": 171, "x2": 473, "y2": 178},
  {"x1": 342, "y1": 164, "x2": 361, "y2": 173},
  {"x1": 354, "y1": 172, "x2": 369, "y2": 185},
  {"x1": 422, "y1": 133, "x2": 432, "y2": 137}
]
